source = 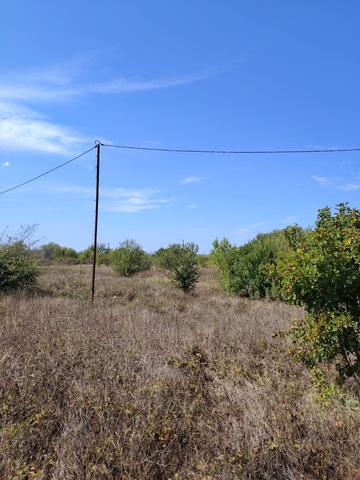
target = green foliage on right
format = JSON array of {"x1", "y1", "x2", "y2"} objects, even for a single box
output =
[
  {"x1": 111, "y1": 239, "x2": 151, "y2": 277},
  {"x1": 155, "y1": 242, "x2": 200, "y2": 293},
  {"x1": 278, "y1": 203, "x2": 360, "y2": 383},
  {"x1": 210, "y1": 231, "x2": 290, "y2": 299},
  {"x1": 0, "y1": 226, "x2": 39, "y2": 293}
]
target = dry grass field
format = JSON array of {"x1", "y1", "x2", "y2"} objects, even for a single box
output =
[{"x1": 1, "y1": 265, "x2": 360, "y2": 479}]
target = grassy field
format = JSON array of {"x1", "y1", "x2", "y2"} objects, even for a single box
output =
[{"x1": 1, "y1": 265, "x2": 359, "y2": 479}]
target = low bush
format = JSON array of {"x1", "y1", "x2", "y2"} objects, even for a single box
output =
[
  {"x1": 155, "y1": 242, "x2": 200, "y2": 293},
  {"x1": 111, "y1": 239, "x2": 151, "y2": 277}
]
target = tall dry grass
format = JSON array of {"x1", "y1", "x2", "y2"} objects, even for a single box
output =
[{"x1": 0, "y1": 266, "x2": 359, "y2": 479}]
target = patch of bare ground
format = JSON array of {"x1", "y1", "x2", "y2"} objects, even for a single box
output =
[{"x1": 0, "y1": 266, "x2": 359, "y2": 479}]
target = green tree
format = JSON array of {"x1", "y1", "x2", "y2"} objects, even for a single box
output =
[
  {"x1": 156, "y1": 242, "x2": 200, "y2": 293},
  {"x1": 0, "y1": 226, "x2": 39, "y2": 293},
  {"x1": 210, "y1": 231, "x2": 290, "y2": 298},
  {"x1": 209, "y1": 238, "x2": 243, "y2": 294},
  {"x1": 111, "y1": 239, "x2": 151, "y2": 277},
  {"x1": 279, "y1": 204, "x2": 360, "y2": 383}
]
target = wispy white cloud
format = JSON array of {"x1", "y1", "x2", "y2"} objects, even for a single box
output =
[
  {"x1": 0, "y1": 84, "x2": 78, "y2": 103},
  {"x1": 50, "y1": 184, "x2": 173, "y2": 213},
  {"x1": 105, "y1": 198, "x2": 170, "y2": 213},
  {"x1": 0, "y1": 55, "x2": 92, "y2": 104},
  {"x1": 312, "y1": 175, "x2": 360, "y2": 191},
  {"x1": 102, "y1": 187, "x2": 172, "y2": 213},
  {"x1": 0, "y1": 60, "x2": 218, "y2": 155},
  {"x1": 0, "y1": 101, "x2": 87, "y2": 155},
  {"x1": 2, "y1": 161, "x2": 10, "y2": 167},
  {"x1": 180, "y1": 176, "x2": 202, "y2": 185},
  {"x1": 312, "y1": 175, "x2": 343, "y2": 187},
  {"x1": 89, "y1": 71, "x2": 212, "y2": 94},
  {"x1": 338, "y1": 183, "x2": 360, "y2": 191},
  {"x1": 0, "y1": 68, "x2": 216, "y2": 102},
  {"x1": 0, "y1": 73, "x2": 208, "y2": 103},
  {"x1": 311, "y1": 175, "x2": 336, "y2": 186}
]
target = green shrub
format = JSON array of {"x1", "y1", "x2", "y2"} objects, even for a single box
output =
[
  {"x1": 111, "y1": 239, "x2": 151, "y2": 277},
  {"x1": 279, "y1": 204, "x2": 360, "y2": 383},
  {"x1": 156, "y1": 242, "x2": 200, "y2": 293},
  {"x1": 209, "y1": 238, "x2": 243, "y2": 294},
  {"x1": 0, "y1": 226, "x2": 39, "y2": 293},
  {"x1": 210, "y1": 231, "x2": 290, "y2": 299}
]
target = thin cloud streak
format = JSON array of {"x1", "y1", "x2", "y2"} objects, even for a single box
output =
[
  {"x1": 312, "y1": 175, "x2": 360, "y2": 191},
  {"x1": 90, "y1": 71, "x2": 214, "y2": 94},
  {"x1": 103, "y1": 187, "x2": 173, "y2": 213},
  {"x1": 0, "y1": 84, "x2": 78, "y2": 103},
  {"x1": 312, "y1": 175, "x2": 334, "y2": 186},
  {"x1": 338, "y1": 184, "x2": 360, "y2": 191},
  {"x1": 311, "y1": 175, "x2": 343, "y2": 187},
  {"x1": 180, "y1": 176, "x2": 203, "y2": 185},
  {"x1": 0, "y1": 62, "x2": 218, "y2": 104},
  {"x1": 0, "y1": 60, "x2": 219, "y2": 154},
  {"x1": 105, "y1": 198, "x2": 170, "y2": 213},
  {"x1": 50, "y1": 184, "x2": 173, "y2": 213}
]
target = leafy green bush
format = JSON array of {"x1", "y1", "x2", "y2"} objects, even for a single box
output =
[
  {"x1": 279, "y1": 204, "x2": 360, "y2": 383},
  {"x1": 156, "y1": 242, "x2": 200, "y2": 293},
  {"x1": 111, "y1": 239, "x2": 151, "y2": 277},
  {"x1": 0, "y1": 226, "x2": 39, "y2": 293},
  {"x1": 209, "y1": 238, "x2": 243, "y2": 294},
  {"x1": 210, "y1": 231, "x2": 290, "y2": 299}
]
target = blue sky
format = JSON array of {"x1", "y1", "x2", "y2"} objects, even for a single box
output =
[{"x1": 1, "y1": 1, "x2": 359, "y2": 253}]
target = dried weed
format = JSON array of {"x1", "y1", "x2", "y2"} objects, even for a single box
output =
[{"x1": 0, "y1": 266, "x2": 359, "y2": 479}]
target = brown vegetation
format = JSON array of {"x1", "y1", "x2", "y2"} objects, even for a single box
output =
[{"x1": 1, "y1": 266, "x2": 359, "y2": 479}]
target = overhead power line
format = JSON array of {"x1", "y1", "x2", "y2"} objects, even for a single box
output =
[
  {"x1": 1, "y1": 141, "x2": 359, "y2": 197},
  {"x1": 0, "y1": 146, "x2": 96, "y2": 196},
  {"x1": 99, "y1": 142, "x2": 360, "y2": 155}
]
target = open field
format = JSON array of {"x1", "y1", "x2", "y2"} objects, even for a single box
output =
[{"x1": 1, "y1": 266, "x2": 360, "y2": 479}]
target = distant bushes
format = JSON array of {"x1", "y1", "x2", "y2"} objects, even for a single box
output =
[
  {"x1": 38, "y1": 242, "x2": 79, "y2": 265},
  {"x1": 37, "y1": 242, "x2": 112, "y2": 266}
]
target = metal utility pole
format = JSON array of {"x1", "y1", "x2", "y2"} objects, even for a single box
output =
[{"x1": 91, "y1": 142, "x2": 101, "y2": 302}]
